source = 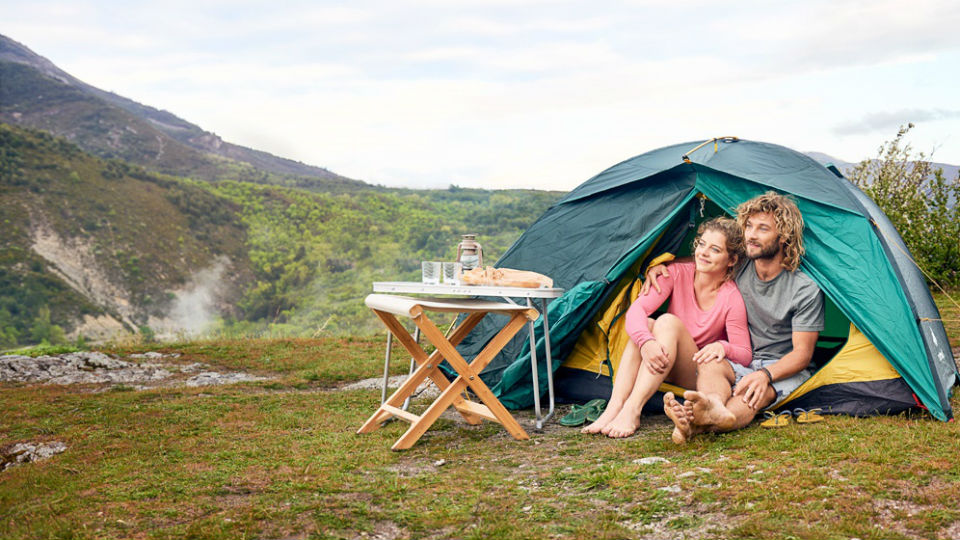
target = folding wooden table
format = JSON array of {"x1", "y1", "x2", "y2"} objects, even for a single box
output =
[
  {"x1": 358, "y1": 294, "x2": 541, "y2": 450},
  {"x1": 371, "y1": 281, "x2": 564, "y2": 429}
]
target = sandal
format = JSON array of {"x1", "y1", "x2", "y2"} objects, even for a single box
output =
[
  {"x1": 583, "y1": 399, "x2": 607, "y2": 422},
  {"x1": 793, "y1": 408, "x2": 824, "y2": 424},
  {"x1": 760, "y1": 410, "x2": 792, "y2": 428},
  {"x1": 559, "y1": 399, "x2": 607, "y2": 427}
]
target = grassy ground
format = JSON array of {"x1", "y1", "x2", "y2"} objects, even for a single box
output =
[{"x1": 2, "y1": 308, "x2": 960, "y2": 539}]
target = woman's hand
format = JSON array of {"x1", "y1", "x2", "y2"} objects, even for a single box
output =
[
  {"x1": 692, "y1": 342, "x2": 726, "y2": 364},
  {"x1": 640, "y1": 340, "x2": 670, "y2": 375}
]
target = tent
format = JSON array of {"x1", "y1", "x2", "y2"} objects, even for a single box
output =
[{"x1": 458, "y1": 137, "x2": 958, "y2": 421}]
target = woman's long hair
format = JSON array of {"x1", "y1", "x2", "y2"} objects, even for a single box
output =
[{"x1": 693, "y1": 217, "x2": 744, "y2": 281}]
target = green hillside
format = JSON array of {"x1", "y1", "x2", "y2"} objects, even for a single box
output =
[
  {"x1": 206, "y1": 181, "x2": 561, "y2": 337},
  {"x1": 0, "y1": 123, "x2": 562, "y2": 346},
  {"x1": 0, "y1": 123, "x2": 254, "y2": 347}
]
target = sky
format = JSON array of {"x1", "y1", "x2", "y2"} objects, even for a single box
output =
[{"x1": 3, "y1": 0, "x2": 960, "y2": 190}]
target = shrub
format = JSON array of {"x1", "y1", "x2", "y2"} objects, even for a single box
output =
[{"x1": 848, "y1": 124, "x2": 960, "y2": 287}]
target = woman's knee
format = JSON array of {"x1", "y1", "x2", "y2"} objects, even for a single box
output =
[
  {"x1": 698, "y1": 359, "x2": 735, "y2": 382},
  {"x1": 652, "y1": 313, "x2": 682, "y2": 334}
]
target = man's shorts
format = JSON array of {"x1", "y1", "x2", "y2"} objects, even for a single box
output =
[{"x1": 728, "y1": 354, "x2": 811, "y2": 408}]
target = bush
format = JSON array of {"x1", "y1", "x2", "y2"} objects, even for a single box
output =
[{"x1": 849, "y1": 124, "x2": 960, "y2": 287}]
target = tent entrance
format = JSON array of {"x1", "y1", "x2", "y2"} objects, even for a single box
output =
[{"x1": 555, "y1": 195, "x2": 918, "y2": 416}]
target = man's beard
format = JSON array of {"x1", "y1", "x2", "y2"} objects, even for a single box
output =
[{"x1": 747, "y1": 240, "x2": 781, "y2": 260}]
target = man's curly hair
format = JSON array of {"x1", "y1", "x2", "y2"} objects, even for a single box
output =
[{"x1": 735, "y1": 192, "x2": 805, "y2": 271}]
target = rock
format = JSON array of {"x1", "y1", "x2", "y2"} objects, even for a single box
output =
[
  {"x1": 184, "y1": 372, "x2": 265, "y2": 387},
  {"x1": 0, "y1": 352, "x2": 171, "y2": 385},
  {"x1": 2, "y1": 441, "x2": 67, "y2": 471},
  {"x1": 658, "y1": 485, "x2": 682, "y2": 493},
  {"x1": 128, "y1": 352, "x2": 181, "y2": 360},
  {"x1": 1, "y1": 352, "x2": 263, "y2": 389},
  {"x1": 340, "y1": 375, "x2": 440, "y2": 400},
  {"x1": 179, "y1": 362, "x2": 205, "y2": 373},
  {"x1": 633, "y1": 456, "x2": 670, "y2": 465}
]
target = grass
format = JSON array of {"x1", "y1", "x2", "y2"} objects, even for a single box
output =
[
  {"x1": 2, "y1": 300, "x2": 959, "y2": 539},
  {"x1": 931, "y1": 289, "x2": 960, "y2": 347}
]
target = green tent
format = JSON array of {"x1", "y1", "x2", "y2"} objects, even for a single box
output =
[{"x1": 459, "y1": 137, "x2": 957, "y2": 421}]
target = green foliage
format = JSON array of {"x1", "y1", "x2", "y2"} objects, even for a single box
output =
[
  {"x1": 27, "y1": 305, "x2": 67, "y2": 345},
  {"x1": 0, "y1": 122, "x2": 562, "y2": 343},
  {"x1": 206, "y1": 181, "x2": 561, "y2": 336},
  {"x1": 849, "y1": 125, "x2": 960, "y2": 286}
]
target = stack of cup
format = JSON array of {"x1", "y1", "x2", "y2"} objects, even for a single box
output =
[
  {"x1": 421, "y1": 261, "x2": 441, "y2": 284},
  {"x1": 442, "y1": 261, "x2": 462, "y2": 285}
]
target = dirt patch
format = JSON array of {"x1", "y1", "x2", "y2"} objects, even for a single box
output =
[{"x1": 29, "y1": 218, "x2": 138, "y2": 330}]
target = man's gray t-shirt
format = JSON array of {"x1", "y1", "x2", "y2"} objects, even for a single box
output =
[{"x1": 735, "y1": 260, "x2": 825, "y2": 361}]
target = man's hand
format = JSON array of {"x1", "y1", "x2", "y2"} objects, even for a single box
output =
[
  {"x1": 732, "y1": 371, "x2": 771, "y2": 410},
  {"x1": 692, "y1": 342, "x2": 725, "y2": 364},
  {"x1": 640, "y1": 340, "x2": 670, "y2": 375},
  {"x1": 639, "y1": 264, "x2": 670, "y2": 295}
]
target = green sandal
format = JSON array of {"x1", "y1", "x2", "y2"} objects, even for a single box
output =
[
  {"x1": 559, "y1": 399, "x2": 607, "y2": 427},
  {"x1": 584, "y1": 399, "x2": 607, "y2": 422}
]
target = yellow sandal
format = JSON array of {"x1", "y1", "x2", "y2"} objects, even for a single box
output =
[
  {"x1": 760, "y1": 410, "x2": 792, "y2": 428},
  {"x1": 793, "y1": 408, "x2": 825, "y2": 424}
]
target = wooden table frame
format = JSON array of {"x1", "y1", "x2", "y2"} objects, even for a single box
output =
[
  {"x1": 358, "y1": 294, "x2": 541, "y2": 450},
  {"x1": 372, "y1": 282, "x2": 564, "y2": 429}
]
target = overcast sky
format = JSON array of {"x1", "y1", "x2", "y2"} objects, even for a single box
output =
[{"x1": 3, "y1": 0, "x2": 959, "y2": 190}]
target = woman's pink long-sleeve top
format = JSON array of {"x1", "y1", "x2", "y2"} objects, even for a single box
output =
[{"x1": 625, "y1": 262, "x2": 752, "y2": 367}]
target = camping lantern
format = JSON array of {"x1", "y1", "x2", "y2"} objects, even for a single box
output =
[{"x1": 456, "y1": 234, "x2": 483, "y2": 271}]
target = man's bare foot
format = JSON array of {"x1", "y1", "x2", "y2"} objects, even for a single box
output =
[
  {"x1": 664, "y1": 392, "x2": 695, "y2": 444},
  {"x1": 601, "y1": 407, "x2": 642, "y2": 438},
  {"x1": 581, "y1": 403, "x2": 622, "y2": 434},
  {"x1": 683, "y1": 391, "x2": 736, "y2": 431}
]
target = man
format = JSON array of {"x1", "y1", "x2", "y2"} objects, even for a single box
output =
[{"x1": 642, "y1": 191, "x2": 824, "y2": 443}]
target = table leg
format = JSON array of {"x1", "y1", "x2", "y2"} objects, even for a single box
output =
[
  {"x1": 381, "y1": 331, "x2": 393, "y2": 404},
  {"x1": 401, "y1": 327, "x2": 420, "y2": 411},
  {"x1": 527, "y1": 298, "x2": 543, "y2": 430},
  {"x1": 538, "y1": 297, "x2": 556, "y2": 429}
]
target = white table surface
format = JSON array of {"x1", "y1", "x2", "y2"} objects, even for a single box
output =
[{"x1": 372, "y1": 281, "x2": 564, "y2": 299}]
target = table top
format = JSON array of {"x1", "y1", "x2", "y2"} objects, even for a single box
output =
[{"x1": 372, "y1": 281, "x2": 564, "y2": 298}]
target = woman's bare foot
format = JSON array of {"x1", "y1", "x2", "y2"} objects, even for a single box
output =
[
  {"x1": 683, "y1": 391, "x2": 736, "y2": 430},
  {"x1": 601, "y1": 407, "x2": 642, "y2": 438},
  {"x1": 581, "y1": 403, "x2": 622, "y2": 434},
  {"x1": 664, "y1": 392, "x2": 695, "y2": 444}
]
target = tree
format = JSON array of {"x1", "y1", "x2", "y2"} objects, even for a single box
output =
[{"x1": 849, "y1": 124, "x2": 960, "y2": 287}]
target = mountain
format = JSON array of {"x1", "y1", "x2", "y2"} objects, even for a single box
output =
[
  {"x1": 804, "y1": 151, "x2": 960, "y2": 183},
  {"x1": 0, "y1": 123, "x2": 256, "y2": 346},
  {"x1": 0, "y1": 34, "x2": 367, "y2": 192}
]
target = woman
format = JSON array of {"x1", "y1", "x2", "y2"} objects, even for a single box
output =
[{"x1": 582, "y1": 217, "x2": 752, "y2": 438}]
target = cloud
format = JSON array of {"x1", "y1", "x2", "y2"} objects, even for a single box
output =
[
  {"x1": 4, "y1": 0, "x2": 960, "y2": 190},
  {"x1": 833, "y1": 109, "x2": 960, "y2": 136}
]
